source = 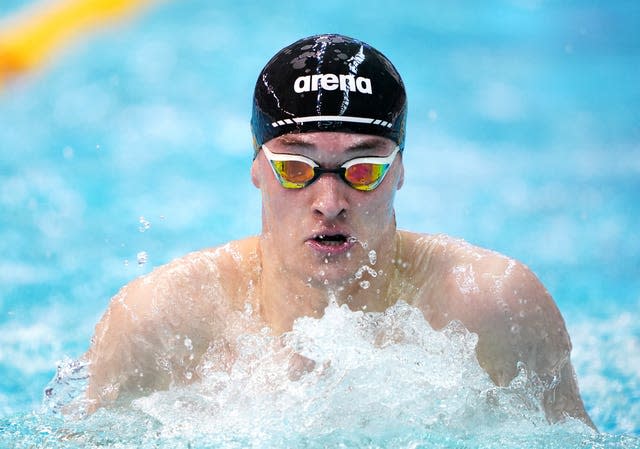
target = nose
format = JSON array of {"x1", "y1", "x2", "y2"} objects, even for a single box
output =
[{"x1": 310, "y1": 173, "x2": 349, "y2": 220}]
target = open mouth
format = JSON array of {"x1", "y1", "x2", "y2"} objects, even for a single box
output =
[
  {"x1": 314, "y1": 234, "x2": 348, "y2": 246},
  {"x1": 307, "y1": 233, "x2": 356, "y2": 254}
]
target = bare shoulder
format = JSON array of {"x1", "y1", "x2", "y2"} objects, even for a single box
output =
[
  {"x1": 85, "y1": 237, "x2": 260, "y2": 409},
  {"x1": 402, "y1": 231, "x2": 569, "y2": 379},
  {"x1": 97, "y1": 236, "x2": 260, "y2": 328},
  {"x1": 399, "y1": 231, "x2": 593, "y2": 426}
]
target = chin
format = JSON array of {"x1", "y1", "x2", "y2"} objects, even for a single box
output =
[{"x1": 303, "y1": 254, "x2": 366, "y2": 288}]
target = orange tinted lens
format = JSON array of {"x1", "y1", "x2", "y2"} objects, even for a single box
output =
[
  {"x1": 273, "y1": 160, "x2": 314, "y2": 185},
  {"x1": 345, "y1": 163, "x2": 386, "y2": 188}
]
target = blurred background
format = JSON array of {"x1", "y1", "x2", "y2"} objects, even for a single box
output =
[{"x1": 0, "y1": 0, "x2": 638, "y2": 435}]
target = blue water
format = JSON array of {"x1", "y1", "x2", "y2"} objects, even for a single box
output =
[{"x1": 1, "y1": 0, "x2": 639, "y2": 447}]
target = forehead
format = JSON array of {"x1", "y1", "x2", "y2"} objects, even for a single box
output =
[{"x1": 266, "y1": 132, "x2": 395, "y2": 155}]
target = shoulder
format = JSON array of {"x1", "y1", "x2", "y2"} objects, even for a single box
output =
[
  {"x1": 119, "y1": 237, "x2": 260, "y2": 312},
  {"x1": 85, "y1": 237, "x2": 261, "y2": 406},
  {"x1": 400, "y1": 230, "x2": 553, "y2": 314},
  {"x1": 397, "y1": 232, "x2": 593, "y2": 425},
  {"x1": 92, "y1": 237, "x2": 261, "y2": 350},
  {"x1": 400, "y1": 231, "x2": 570, "y2": 383}
]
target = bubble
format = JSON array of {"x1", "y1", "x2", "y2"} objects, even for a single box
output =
[
  {"x1": 359, "y1": 280, "x2": 370, "y2": 289},
  {"x1": 184, "y1": 337, "x2": 193, "y2": 351}
]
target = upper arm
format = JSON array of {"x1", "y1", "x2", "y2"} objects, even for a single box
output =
[
  {"x1": 474, "y1": 258, "x2": 594, "y2": 427},
  {"x1": 84, "y1": 277, "x2": 176, "y2": 408},
  {"x1": 84, "y1": 252, "x2": 229, "y2": 410}
]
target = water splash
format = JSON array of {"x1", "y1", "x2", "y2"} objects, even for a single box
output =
[{"x1": 25, "y1": 301, "x2": 612, "y2": 448}]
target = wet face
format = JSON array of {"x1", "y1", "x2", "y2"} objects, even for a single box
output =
[{"x1": 252, "y1": 132, "x2": 404, "y2": 287}]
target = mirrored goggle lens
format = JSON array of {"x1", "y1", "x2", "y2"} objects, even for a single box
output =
[
  {"x1": 272, "y1": 160, "x2": 315, "y2": 188},
  {"x1": 344, "y1": 163, "x2": 390, "y2": 191}
]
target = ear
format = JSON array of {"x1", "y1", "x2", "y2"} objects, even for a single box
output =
[{"x1": 251, "y1": 158, "x2": 261, "y2": 188}]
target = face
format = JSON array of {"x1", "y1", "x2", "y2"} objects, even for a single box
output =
[{"x1": 251, "y1": 132, "x2": 404, "y2": 287}]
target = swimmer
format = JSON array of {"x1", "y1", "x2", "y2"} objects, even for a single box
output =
[{"x1": 85, "y1": 34, "x2": 595, "y2": 428}]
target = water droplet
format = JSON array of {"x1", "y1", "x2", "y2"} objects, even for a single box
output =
[
  {"x1": 139, "y1": 216, "x2": 151, "y2": 232},
  {"x1": 368, "y1": 250, "x2": 377, "y2": 265},
  {"x1": 185, "y1": 371, "x2": 193, "y2": 380},
  {"x1": 136, "y1": 251, "x2": 148, "y2": 266},
  {"x1": 244, "y1": 302, "x2": 253, "y2": 315},
  {"x1": 359, "y1": 280, "x2": 370, "y2": 289},
  {"x1": 184, "y1": 337, "x2": 193, "y2": 351}
]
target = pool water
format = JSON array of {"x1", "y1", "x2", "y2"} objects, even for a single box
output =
[{"x1": 1, "y1": 0, "x2": 639, "y2": 447}]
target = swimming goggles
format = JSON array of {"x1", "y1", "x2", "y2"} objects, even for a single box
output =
[{"x1": 261, "y1": 144, "x2": 400, "y2": 191}]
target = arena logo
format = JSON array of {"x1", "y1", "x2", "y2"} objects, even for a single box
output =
[{"x1": 293, "y1": 74, "x2": 373, "y2": 94}]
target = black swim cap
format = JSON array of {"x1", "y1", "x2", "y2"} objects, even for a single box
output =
[{"x1": 251, "y1": 34, "x2": 407, "y2": 152}]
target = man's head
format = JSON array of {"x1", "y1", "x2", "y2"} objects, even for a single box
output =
[
  {"x1": 251, "y1": 34, "x2": 407, "y2": 154},
  {"x1": 250, "y1": 35, "x2": 407, "y2": 287}
]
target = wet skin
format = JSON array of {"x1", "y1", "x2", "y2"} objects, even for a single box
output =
[{"x1": 85, "y1": 132, "x2": 595, "y2": 428}]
